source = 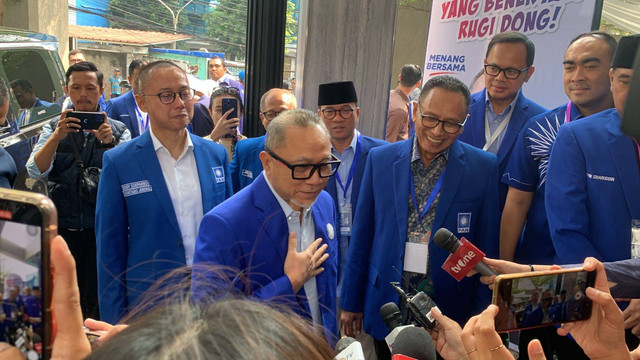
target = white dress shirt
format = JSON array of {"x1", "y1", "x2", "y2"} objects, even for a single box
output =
[
  {"x1": 264, "y1": 174, "x2": 322, "y2": 329},
  {"x1": 149, "y1": 127, "x2": 203, "y2": 265}
]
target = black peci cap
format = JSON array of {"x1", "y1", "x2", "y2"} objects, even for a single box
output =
[
  {"x1": 318, "y1": 81, "x2": 358, "y2": 106},
  {"x1": 612, "y1": 34, "x2": 640, "y2": 69}
]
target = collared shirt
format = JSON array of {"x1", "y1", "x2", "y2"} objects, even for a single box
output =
[
  {"x1": 332, "y1": 129, "x2": 360, "y2": 206},
  {"x1": 484, "y1": 94, "x2": 519, "y2": 154},
  {"x1": 149, "y1": 126, "x2": 202, "y2": 266},
  {"x1": 264, "y1": 174, "x2": 322, "y2": 329}
]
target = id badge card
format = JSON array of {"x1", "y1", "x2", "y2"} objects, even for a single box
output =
[
  {"x1": 339, "y1": 202, "x2": 352, "y2": 236},
  {"x1": 404, "y1": 232, "x2": 429, "y2": 274},
  {"x1": 632, "y1": 220, "x2": 640, "y2": 259}
]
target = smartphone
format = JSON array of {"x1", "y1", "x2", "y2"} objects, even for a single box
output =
[
  {"x1": 221, "y1": 98, "x2": 238, "y2": 120},
  {"x1": 67, "y1": 111, "x2": 103, "y2": 130},
  {"x1": 492, "y1": 268, "x2": 596, "y2": 332},
  {"x1": 0, "y1": 188, "x2": 57, "y2": 359}
]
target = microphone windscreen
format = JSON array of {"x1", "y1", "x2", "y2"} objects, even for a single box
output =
[
  {"x1": 433, "y1": 228, "x2": 459, "y2": 253},
  {"x1": 391, "y1": 327, "x2": 437, "y2": 360},
  {"x1": 335, "y1": 337, "x2": 357, "y2": 353},
  {"x1": 381, "y1": 302, "x2": 403, "y2": 330}
]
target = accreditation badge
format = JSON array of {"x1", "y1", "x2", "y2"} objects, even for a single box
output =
[{"x1": 339, "y1": 202, "x2": 352, "y2": 236}]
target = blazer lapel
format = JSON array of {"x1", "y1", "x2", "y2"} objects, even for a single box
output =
[
  {"x1": 393, "y1": 139, "x2": 413, "y2": 242},
  {"x1": 351, "y1": 142, "x2": 368, "y2": 208},
  {"x1": 251, "y1": 174, "x2": 289, "y2": 263},
  {"x1": 432, "y1": 141, "x2": 465, "y2": 233},
  {"x1": 134, "y1": 131, "x2": 181, "y2": 238},
  {"x1": 192, "y1": 135, "x2": 215, "y2": 212},
  {"x1": 311, "y1": 206, "x2": 331, "y2": 318},
  {"x1": 468, "y1": 90, "x2": 487, "y2": 148},
  {"x1": 125, "y1": 92, "x2": 140, "y2": 138},
  {"x1": 497, "y1": 93, "x2": 528, "y2": 167},
  {"x1": 608, "y1": 114, "x2": 640, "y2": 218}
]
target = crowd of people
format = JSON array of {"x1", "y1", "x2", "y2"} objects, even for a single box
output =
[{"x1": 1, "y1": 29, "x2": 639, "y2": 360}]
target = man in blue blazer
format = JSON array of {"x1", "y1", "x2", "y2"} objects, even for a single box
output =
[
  {"x1": 193, "y1": 109, "x2": 339, "y2": 343},
  {"x1": 230, "y1": 88, "x2": 297, "y2": 192},
  {"x1": 105, "y1": 59, "x2": 149, "y2": 138},
  {"x1": 96, "y1": 61, "x2": 232, "y2": 324},
  {"x1": 457, "y1": 32, "x2": 546, "y2": 208},
  {"x1": 546, "y1": 34, "x2": 640, "y2": 265},
  {"x1": 317, "y1": 81, "x2": 387, "y2": 296},
  {"x1": 340, "y1": 76, "x2": 499, "y2": 359}
]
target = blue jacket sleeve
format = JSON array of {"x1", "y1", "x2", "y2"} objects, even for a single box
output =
[
  {"x1": 546, "y1": 125, "x2": 602, "y2": 263},
  {"x1": 229, "y1": 144, "x2": 242, "y2": 193},
  {"x1": 471, "y1": 155, "x2": 500, "y2": 316},
  {"x1": 340, "y1": 154, "x2": 377, "y2": 313},
  {"x1": 95, "y1": 151, "x2": 130, "y2": 324}
]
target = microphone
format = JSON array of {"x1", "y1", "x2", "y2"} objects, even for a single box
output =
[
  {"x1": 391, "y1": 327, "x2": 437, "y2": 360},
  {"x1": 433, "y1": 228, "x2": 498, "y2": 280},
  {"x1": 334, "y1": 337, "x2": 365, "y2": 360},
  {"x1": 381, "y1": 302, "x2": 414, "y2": 352}
]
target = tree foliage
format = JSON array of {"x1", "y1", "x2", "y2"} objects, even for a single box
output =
[
  {"x1": 205, "y1": 0, "x2": 248, "y2": 60},
  {"x1": 108, "y1": 0, "x2": 196, "y2": 33}
]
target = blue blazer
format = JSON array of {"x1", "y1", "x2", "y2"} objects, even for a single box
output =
[
  {"x1": 192, "y1": 173, "x2": 338, "y2": 342},
  {"x1": 96, "y1": 131, "x2": 233, "y2": 324},
  {"x1": 340, "y1": 138, "x2": 500, "y2": 340},
  {"x1": 458, "y1": 90, "x2": 547, "y2": 207},
  {"x1": 546, "y1": 108, "x2": 640, "y2": 264},
  {"x1": 105, "y1": 91, "x2": 140, "y2": 138},
  {"x1": 229, "y1": 135, "x2": 265, "y2": 193}
]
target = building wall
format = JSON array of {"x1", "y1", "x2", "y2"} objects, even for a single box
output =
[
  {"x1": 4, "y1": 0, "x2": 69, "y2": 62},
  {"x1": 298, "y1": 0, "x2": 398, "y2": 139},
  {"x1": 391, "y1": 1, "x2": 431, "y2": 83}
]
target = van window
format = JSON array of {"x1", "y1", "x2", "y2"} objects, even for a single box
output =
[{"x1": 2, "y1": 50, "x2": 61, "y2": 130}]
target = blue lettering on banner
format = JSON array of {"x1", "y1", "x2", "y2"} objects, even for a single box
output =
[
  {"x1": 121, "y1": 180, "x2": 152, "y2": 197},
  {"x1": 458, "y1": 212, "x2": 471, "y2": 233},
  {"x1": 426, "y1": 54, "x2": 467, "y2": 73},
  {"x1": 213, "y1": 166, "x2": 226, "y2": 183}
]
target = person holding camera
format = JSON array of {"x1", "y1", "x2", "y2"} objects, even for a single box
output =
[{"x1": 26, "y1": 61, "x2": 131, "y2": 321}]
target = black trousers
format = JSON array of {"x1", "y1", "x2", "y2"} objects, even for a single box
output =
[{"x1": 58, "y1": 228, "x2": 99, "y2": 320}]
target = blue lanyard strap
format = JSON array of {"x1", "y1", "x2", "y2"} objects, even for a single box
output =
[
  {"x1": 135, "y1": 107, "x2": 149, "y2": 131},
  {"x1": 335, "y1": 135, "x2": 362, "y2": 200},
  {"x1": 410, "y1": 168, "x2": 445, "y2": 225}
]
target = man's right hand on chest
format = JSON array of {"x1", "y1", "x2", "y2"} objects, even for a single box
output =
[{"x1": 284, "y1": 232, "x2": 328, "y2": 293}]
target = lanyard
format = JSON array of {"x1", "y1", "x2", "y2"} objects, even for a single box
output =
[
  {"x1": 565, "y1": 101, "x2": 572, "y2": 124},
  {"x1": 410, "y1": 169, "x2": 445, "y2": 225},
  {"x1": 483, "y1": 109, "x2": 512, "y2": 152},
  {"x1": 335, "y1": 135, "x2": 362, "y2": 200},
  {"x1": 633, "y1": 139, "x2": 640, "y2": 169},
  {"x1": 408, "y1": 102, "x2": 415, "y2": 136}
]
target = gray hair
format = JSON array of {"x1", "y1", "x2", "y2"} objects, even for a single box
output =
[
  {"x1": 259, "y1": 88, "x2": 297, "y2": 111},
  {"x1": 265, "y1": 109, "x2": 328, "y2": 151}
]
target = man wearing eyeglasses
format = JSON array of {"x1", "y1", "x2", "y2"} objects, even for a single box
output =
[
  {"x1": 95, "y1": 60, "x2": 233, "y2": 324},
  {"x1": 340, "y1": 75, "x2": 499, "y2": 360},
  {"x1": 458, "y1": 31, "x2": 547, "y2": 209},
  {"x1": 230, "y1": 88, "x2": 297, "y2": 192},
  {"x1": 193, "y1": 109, "x2": 339, "y2": 344}
]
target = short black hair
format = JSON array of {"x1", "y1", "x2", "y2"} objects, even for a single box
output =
[
  {"x1": 128, "y1": 59, "x2": 149, "y2": 77},
  {"x1": 400, "y1": 64, "x2": 422, "y2": 87},
  {"x1": 419, "y1": 75, "x2": 471, "y2": 113},
  {"x1": 136, "y1": 60, "x2": 184, "y2": 93},
  {"x1": 569, "y1": 31, "x2": 618, "y2": 61},
  {"x1": 10, "y1": 79, "x2": 33, "y2": 92},
  {"x1": 486, "y1": 31, "x2": 535, "y2": 67},
  {"x1": 0, "y1": 78, "x2": 9, "y2": 106},
  {"x1": 210, "y1": 55, "x2": 226, "y2": 67},
  {"x1": 65, "y1": 61, "x2": 103, "y2": 88}
]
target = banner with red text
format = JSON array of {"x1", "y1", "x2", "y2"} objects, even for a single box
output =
[{"x1": 423, "y1": 0, "x2": 599, "y2": 108}]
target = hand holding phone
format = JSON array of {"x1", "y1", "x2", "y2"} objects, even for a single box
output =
[{"x1": 66, "y1": 111, "x2": 104, "y2": 130}]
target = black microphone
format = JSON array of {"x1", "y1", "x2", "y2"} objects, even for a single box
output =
[
  {"x1": 335, "y1": 337, "x2": 356, "y2": 353},
  {"x1": 381, "y1": 302, "x2": 403, "y2": 330},
  {"x1": 391, "y1": 327, "x2": 437, "y2": 360},
  {"x1": 433, "y1": 228, "x2": 499, "y2": 277}
]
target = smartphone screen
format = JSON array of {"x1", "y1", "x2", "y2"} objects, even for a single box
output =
[
  {"x1": 493, "y1": 269, "x2": 596, "y2": 332},
  {"x1": 221, "y1": 98, "x2": 238, "y2": 120},
  {"x1": 67, "y1": 111, "x2": 103, "y2": 130},
  {"x1": 0, "y1": 189, "x2": 55, "y2": 359}
]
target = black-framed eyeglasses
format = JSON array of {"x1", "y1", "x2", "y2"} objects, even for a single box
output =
[
  {"x1": 417, "y1": 108, "x2": 467, "y2": 134},
  {"x1": 484, "y1": 64, "x2": 530, "y2": 79},
  {"x1": 321, "y1": 107, "x2": 355, "y2": 120},
  {"x1": 266, "y1": 148, "x2": 341, "y2": 180},
  {"x1": 261, "y1": 110, "x2": 286, "y2": 121},
  {"x1": 142, "y1": 88, "x2": 195, "y2": 105},
  {"x1": 212, "y1": 86, "x2": 240, "y2": 97}
]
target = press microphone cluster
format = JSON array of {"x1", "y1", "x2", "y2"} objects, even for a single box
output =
[
  {"x1": 391, "y1": 327, "x2": 437, "y2": 360},
  {"x1": 334, "y1": 336, "x2": 365, "y2": 360},
  {"x1": 433, "y1": 228, "x2": 499, "y2": 280}
]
